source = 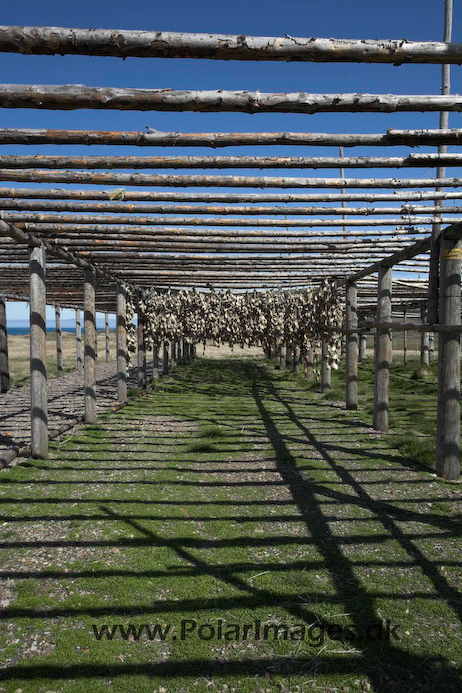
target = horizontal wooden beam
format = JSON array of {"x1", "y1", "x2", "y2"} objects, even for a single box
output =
[
  {"x1": 2, "y1": 85, "x2": 462, "y2": 113},
  {"x1": 2, "y1": 169, "x2": 462, "y2": 189},
  {"x1": 1, "y1": 27, "x2": 462, "y2": 64},
  {"x1": 1, "y1": 126, "x2": 462, "y2": 147}
]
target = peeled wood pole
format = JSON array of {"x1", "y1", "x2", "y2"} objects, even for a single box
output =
[
  {"x1": 116, "y1": 284, "x2": 127, "y2": 402},
  {"x1": 105, "y1": 312, "x2": 110, "y2": 363},
  {"x1": 359, "y1": 334, "x2": 367, "y2": 362},
  {"x1": 137, "y1": 316, "x2": 147, "y2": 389},
  {"x1": 373, "y1": 265, "x2": 392, "y2": 432},
  {"x1": 292, "y1": 346, "x2": 300, "y2": 374},
  {"x1": 321, "y1": 340, "x2": 331, "y2": 393},
  {"x1": 75, "y1": 308, "x2": 82, "y2": 371},
  {"x1": 55, "y1": 304, "x2": 63, "y2": 377},
  {"x1": 420, "y1": 306, "x2": 430, "y2": 365},
  {"x1": 0, "y1": 296, "x2": 9, "y2": 392},
  {"x1": 163, "y1": 341, "x2": 169, "y2": 375},
  {"x1": 345, "y1": 281, "x2": 358, "y2": 410},
  {"x1": 436, "y1": 232, "x2": 461, "y2": 479},
  {"x1": 29, "y1": 243, "x2": 48, "y2": 458},
  {"x1": 84, "y1": 269, "x2": 96, "y2": 423},
  {"x1": 429, "y1": 332, "x2": 435, "y2": 362}
]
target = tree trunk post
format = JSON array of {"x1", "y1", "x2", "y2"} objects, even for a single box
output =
[
  {"x1": 436, "y1": 232, "x2": 461, "y2": 480},
  {"x1": 403, "y1": 308, "x2": 408, "y2": 365},
  {"x1": 292, "y1": 346, "x2": 300, "y2": 374},
  {"x1": 305, "y1": 345, "x2": 314, "y2": 380},
  {"x1": 321, "y1": 339, "x2": 331, "y2": 393},
  {"x1": 116, "y1": 283, "x2": 127, "y2": 402},
  {"x1": 84, "y1": 269, "x2": 97, "y2": 423},
  {"x1": 0, "y1": 296, "x2": 10, "y2": 393},
  {"x1": 29, "y1": 244, "x2": 48, "y2": 458},
  {"x1": 105, "y1": 312, "x2": 110, "y2": 363},
  {"x1": 55, "y1": 304, "x2": 63, "y2": 377},
  {"x1": 75, "y1": 307, "x2": 82, "y2": 371},
  {"x1": 163, "y1": 341, "x2": 169, "y2": 375},
  {"x1": 152, "y1": 343, "x2": 159, "y2": 379},
  {"x1": 373, "y1": 265, "x2": 392, "y2": 432},
  {"x1": 137, "y1": 315, "x2": 147, "y2": 389},
  {"x1": 420, "y1": 305, "x2": 430, "y2": 365},
  {"x1": 429, "y1": 331, "x2": 435, "y2": 363},
  {"x1": 345, "y1": 280, "x2": 358, "y2": 409}
]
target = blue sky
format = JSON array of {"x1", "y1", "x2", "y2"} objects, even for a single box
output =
[{"x1": 1, "y1": 0, "x2": 461, "y2": 323}]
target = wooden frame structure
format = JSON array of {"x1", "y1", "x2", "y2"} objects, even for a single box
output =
[{"x1": 0, "y1": 20, "x2": 461, "y2": 478}]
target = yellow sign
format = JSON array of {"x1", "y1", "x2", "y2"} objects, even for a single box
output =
[{"x1": 442, "y1": 248, "x2": 462, "y2": 260}]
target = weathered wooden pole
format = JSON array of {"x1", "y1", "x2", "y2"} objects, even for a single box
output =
[
  {"x1": 305, "y1": 345, "x2": 314, "y2": 380},
  {"x1": 55, "y1": 304, "x2": 63, "y2": 377},
  {"x1": 84, "y1": 269, "x2": 96, "y2": 423},
  {"x1": 116, "y1": 283, "x2": 127, "y2": 402},
  {"x1": 373, "y1": 265, "x2": 392, "y2": 432},
  {"x1": 292, "y1": 346, "x2": 300, "y2": 374},
  {"x1": 137, "y1": 315, "x2": 147, "y2": 389},
  {"x1": 171, "y1": 339, "x2": 177, "y2": 367},
  {"x1": 0, "y1": 296, "x2": 10, "y2": 392},
  {"x1": 279, "y1": 345, "x2": 284, "y2": 368},
  {"x1": 163, "y1": 341, "x2": 169, "y2": 375},
  {"x1": 29, "y1": 243, "x2": 48, "y2": 458},
  {"x1": 403, "y1": 308, "x2": 408, "y2": 364},
  {"x1": 345, "y1": 280, "x2": 358, "y2": 409},
  {"x1": 105, "y1": 312, "x2": 110, "y2": 363},
  {"x1": 436, "y1": 231, "x2": 461, "y2": 479},
  {"x1": 359, "y1": 333, "x2": 367, "y2": 362},
  {"x1": 152, "y1": 343, "x2": 159, "y2": 379},
  {"x1": 321, "y1": 339, "x2": 331, "y2": 393},
  {"x1": 75, "y1": 307, "x2": 82, "y2": 371},
  {"x1": 420, "y1": 305, "x2": 430, "y2": 365},
  {"x1": 429, "y1": 331, "x2": 435, "y2": 362}
]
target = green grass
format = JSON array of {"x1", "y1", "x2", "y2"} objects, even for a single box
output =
[{"x1": 0, "y1": 358, "x2": 461, "y2": 692}]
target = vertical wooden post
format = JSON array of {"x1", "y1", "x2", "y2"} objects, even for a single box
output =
[
  {"x1": 84, "y1": 269, "x2": 96, "y2": 423},
  {"x1": 436, "y1": 232, "x2": 461, "y2": 480},
  {"x1": 163, "y1": 341, "x2": 169, "y2": 375},
  {"x1": 345, "y1": 280, "x2": 358, "y2": 410},
  {"x1": 429, "y1": 331, "x2": 435, "y2": 363},
  {"x1": 95, "y1": 325, "x2": 98, "y2": 366},
  {"x1": 75, "y1": 308, "x2": 82, "y2": 371},
  {"x1": 0, "y1": 296, "x2": 10, "y2": 393},
  {"x1": 105, "y1": 312, "x2": 110, "y2": 363},
  {"x1": 403, "y1": 308, "x2": 408, "y2": 365},
  {"x1": 29, "y1": 244, "x2": 48, "y2": 458},
  {"x1": 321, "y1": 339, "x2": 331, "y2": 393},
  {"x1": 305, "y1": 345, "x2": 314, "y2": 380},
  {"x1": 171, "y1": 339, "x2": 177, "y2": 367},
  {"x1": 116, "y1": 284, "x2": 127, "y2": 402},
  {"x1": 359, "y1": 334, "x2": 367, "y2": 362},
  {"x1": 373, "y1": 265, "x2": 392, "y2": 432},
  {"x1": 137, "y1": 315, "x2": 147, "y2": 389},
  {"x1": 55, "y1": 304, "x2": 63, "y2": 378},
  {"x1": 152, "y1": 343, "x2": 159, "y2": 379},
  {"x1": 420, "y1": 305, "x2": 430, "y2": 366},
  {"x1": 292, "y1": 346, "x2": 300, "y2": 374}
]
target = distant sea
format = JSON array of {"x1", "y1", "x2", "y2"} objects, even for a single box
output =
[{"x1": 8, "y1": 326, "x2": 115, "y2": 335}]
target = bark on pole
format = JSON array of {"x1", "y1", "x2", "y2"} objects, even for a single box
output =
[
  {"x1": 2, "y1": 26, "x2": 462, "y2": 63},
  {"x1": 152, "y1": 343, "x2": 159, "y2": 379},
  {"x1": 0, "y1": 296, "x2": 9, "y2": 392},
  {"x1": 345, "y1": 280, "x2": 358, "y2": 409},
  {"x1": 373, "y1": 265, "x2": 392, "y2": 432},
  {"x1": 420, "y1": 306, "x2": 430, "y2": 365},
  {"x1": 292, "y1": 346, "x2": 300, "y2": 374},
  {"x1": 137, "y1": 316, "x2": 147, "y2": 389},
  {"x1": 359, "y1": 334, "x2": 367, "y2": 361},
  {"x1": 29, "y1": 243, "x2": 48, "y2": 458},
  {"x1": 75, "y1": 307, "x2": 82, "y2": 371},
  {"x1": 105, "y1": 312, "x2": 110, "y2": 363},
  {"x1": 116, "y1": 284, "x2": 127, "y2": 402},
  {"x1": 321, "y1": 340, "x2": 331, "y2": 393},
  {"x1": 55, "y1": 304, "x2": 63, "y2": 377},
  {"x1": 305, "y1": 346, "x2": 314, "y2": 380},
  {"x1": 84, "y1": 269, "x2": 97, "y2": 423},
  {"x1": 436, "y1": 232, "x2": 461, "y2": 480},
  {"x1": 403, "y1": 309, "x2": 408, "y2": 364},
  {"x1": 429, "y1": 331, "x2": 435, "y2": 362},
  {"x1": 163, "y1": 341, "x2": 169, "y2": 375}
]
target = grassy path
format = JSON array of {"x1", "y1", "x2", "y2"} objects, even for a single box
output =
[{"x1": 0, "y1": 358, "x2": 461, "y2": 693}]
